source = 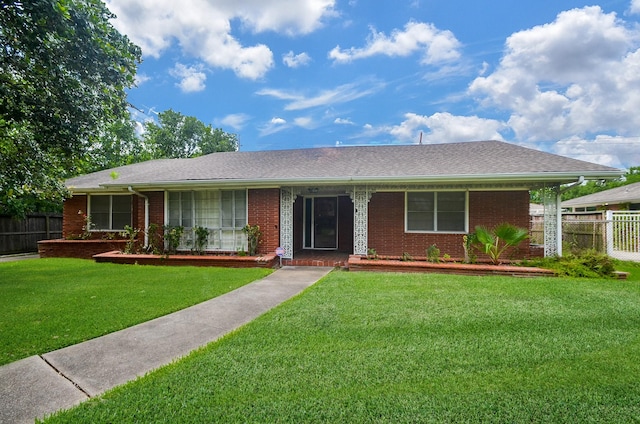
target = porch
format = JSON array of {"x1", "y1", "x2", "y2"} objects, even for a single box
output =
[{"x1": 282, "y1": 250, "x2": 350, "y2": 268}]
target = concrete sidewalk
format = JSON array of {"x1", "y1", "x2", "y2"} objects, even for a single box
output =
[{"x1": 0, "y1": 266, "x2": 332, "y2": 423}]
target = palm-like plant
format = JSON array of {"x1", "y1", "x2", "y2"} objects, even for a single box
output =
[{"x1": 469, "y1": 223, "x2": 529, "y2": 265}]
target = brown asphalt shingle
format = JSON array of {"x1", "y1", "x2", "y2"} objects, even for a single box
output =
[{"x1": 66, "y1": 141, "x2": 621, "y2": 190}]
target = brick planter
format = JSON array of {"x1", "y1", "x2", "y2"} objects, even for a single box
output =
[
  {"x1": 38, "y1": 239, "x2": 129, "y2": 259},
  {"x1": 93, "y1": 251, "x2": 279, "y2": 269},
  {"x1": 347, "y1": 255, "x2": 556, "y2": 277}
]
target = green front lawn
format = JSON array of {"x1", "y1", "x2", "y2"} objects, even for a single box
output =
[
  {"x1": 44, "y1": 270, "x2": 640, "y2": 423},
  {"x1": 0, "y1": 258, "x2": 271, "y2": 365}
]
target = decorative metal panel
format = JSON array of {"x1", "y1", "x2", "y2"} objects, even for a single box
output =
[
  {"x1": 279, "y1": 187, "x2": 296, "y2": 259},
  {"x1": 542, "y1": 185, "x2": 559, "y2": 257},
  {"x1": 350, "y1": 186, "x2": 373, "y2": 255}
]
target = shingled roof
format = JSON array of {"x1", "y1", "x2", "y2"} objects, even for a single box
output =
[
  {"x1": 67, "y1": 140, "x2": 622, "y2": 192},
  {"x1": 562, "y1": 181, "x2": 640, "y2": 208}
]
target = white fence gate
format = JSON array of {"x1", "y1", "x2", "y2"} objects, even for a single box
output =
[{"x1": 606, "y1": 211, "x2": 640, "y2": 261}]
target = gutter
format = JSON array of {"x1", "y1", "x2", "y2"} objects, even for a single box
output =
[
  {"x1": 91, "y1": 170, "x2": 623, "y2": 191},
  {"x1": 128, "y1": 186, "x2": 149, "y2": 246},
  {"x1": 560, "y1": 175, "x2": 585, "y2": 194}
]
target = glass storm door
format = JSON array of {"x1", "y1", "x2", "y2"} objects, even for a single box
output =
[{"x1": 304, "y1": 197, "x2": 338, "y2": 249}]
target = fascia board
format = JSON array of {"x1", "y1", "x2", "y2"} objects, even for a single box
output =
[{"x1": 72, "y1": 170, "x2": 623, "y2": 193}]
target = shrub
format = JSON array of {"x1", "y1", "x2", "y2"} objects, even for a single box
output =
[
  {"x1": 426, "y1": 244, "x2": 440, "y2": 263},
  {"x1": 163, "y1": 225, "x2": 184, "y2": 255},
  {"x1": 522, "y1": 250, "x2": 617, "y2": 278},
  {"x1": 242, "y1": 224, "x2": 262, "y2": 256},
  {"x1": 121, "y1": 225, "x2": 139, "y2": 254},
  {"x1": 193, "y1": 226, "x2": 209, "y2": 255}
]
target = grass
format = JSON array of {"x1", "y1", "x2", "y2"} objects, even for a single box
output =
[
  {"x1": 43, "y1": 268, "x2": 640, "y2": 423},
  {"x1": 0, "y1": 258, "x2": 271, "y2": 366}
]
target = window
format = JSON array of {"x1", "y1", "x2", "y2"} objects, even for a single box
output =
[
  {"x1": 167, "y1": 190, "x2": 247, "y2": 251},
  {"x1": 406, "y1": 191, "x2": 467, "y2": 232},
  {"x1": 89, "y1": 195, "x2": 132, "y2": 230}
]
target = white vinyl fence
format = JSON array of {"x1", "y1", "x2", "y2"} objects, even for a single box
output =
[
  {"x1": 531, "y1": 210, "x2": 640, "y2": 262},
  {"x1": 606, "y1": 210, "x2": 640, "y2": 261}
]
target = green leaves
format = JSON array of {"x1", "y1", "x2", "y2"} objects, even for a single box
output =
[
  {"x1": 143, "y1": 109, "x2": 239, "y2": 159},
  {"x1": 0, "y1": 0, "x2": 141, "y2": 216},
  {"x1": 470, "y1": 223, "x2": 529, "y2": 265}
]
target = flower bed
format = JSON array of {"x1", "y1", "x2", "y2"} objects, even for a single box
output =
[
  {"x1": 93, "y1": 250, "x2": 279, "y2": 269},
  {"x1": 347, "y1": 255, "x2": 557, "y2": 277},
  {"x1": 38, "y1": 239, "x2": 129, "y2": 259}
]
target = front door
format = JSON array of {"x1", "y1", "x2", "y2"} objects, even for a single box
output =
[{"x1": 304, "y1": 196, "x2": 338, "y2": 249}]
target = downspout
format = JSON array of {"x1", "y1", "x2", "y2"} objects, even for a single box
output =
[
  {"x1": 555, "y1": 176, "x2": 585, "y2": 257},
  {"x1": 128, "y1": 186, "x2": 149, "y2": 246}
]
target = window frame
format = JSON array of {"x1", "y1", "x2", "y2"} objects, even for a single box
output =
[
  {"x1": 165, "y1": 189, "x2": 248, "y2": 251},
  {"x1": 405, "y1": 191, "x2": 468, "y2": 234},
  {"x1": 88, "y1": 194, "x2": 132, "y2": 231}
]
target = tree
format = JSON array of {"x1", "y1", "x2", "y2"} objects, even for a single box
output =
[
  {"x1": 143, "y1": 109, "x2": 238, "y2": 159},
  {"x1": 530, "y1": 166, "x2": 640, "y2": 204},
  {"x1": 561, "y1": 166, "x2": 640, "y2": 201},
  {"x1": 78, "y1": 117, "x2": 152, "y2": 174},
  {"x1": 0, "y1": 0, "x2": 141, "y2": 216}
]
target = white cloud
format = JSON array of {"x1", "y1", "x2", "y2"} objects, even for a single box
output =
[
  {"x1": 170, "y1": 63, "x2": 207, "y2": 93},
  {"x1": 294, "y1": 116, "x2": 315, "y2": 128},
  {"x1": 259, "y1": 117, "x2": 288, "y2": 136},
  {"x1": 283, "y1": 51, "x2": 312, "y2": 68},
  {"x1": 468, "y1": 6, "x2": 640, "y2": 167},
  {"x1": 134, "y1": 73, "x2": 150, "y2": 86},
  {"x1": 106, "y1": 0, "x2": 335, "y2": 79},
  {"x1": 630, "y1": 0, "x2": 640, "y2": 14},
  {"x1": 387, "y1": 112, "x2": 505, "y2": 143},
  {"x1": 218, "y1": 113, "x2": 250, "y2": 130},
  {"x1": 329, "y1": 21, "x2": 461, "y2": 65},
  {"x1": 256, "y1": 80, "x2": 384, "y2": 110},
  {"x1": 334, "y1": 117, "x2": 355, "y2": 125},
  {"x1": 552, "y1": 136, "x2": 640, "y2": 169}
]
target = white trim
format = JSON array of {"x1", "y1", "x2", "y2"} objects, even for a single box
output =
[
  {"x1": 88, "y1": 193, "x2": 132, "y2": 231},
  {"x1": 302, "y1": 196, "x2": 339, "y2": 250},
  {"x1": 404, "y1": 190, "x2": 469, "y2": 234}
]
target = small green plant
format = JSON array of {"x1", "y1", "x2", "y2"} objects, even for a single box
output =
[
  {"x1": 146, "y1": 223, "x2": 163, "y2": 254},
  {"x1": 163, "y1": 225, "x2": 184, "y2": 255},
  {"x1": 242, "y1": 224, "x2": 262, "y2": 256},
  {"x1": 367, "y1": 248, "x2": 378, "y2": 259},
  {"x1": 401, "y1": 252, "x2": 413, "y2": 261},
  {"x1": 426, "y1": 244, "x2": 441, "y2": 263},
  {"x1": 469, "y1": 223, "x2": 529, "y2": 265},
  {"x1": 192, "y1": 226, "x2": 209, "y2": 255},
  {"x1": 236, "y1": 248, "x2": 247, "y2": 257},
  {"x1": 121, "y1": 225, "x2": 139, "y2": 254},
  {"x1": 443, "y1": 253, "x2": 451, "y2": 261},
  {"x1": 463, "y1": 234, "x2": 476, "y2": 263},
  {"x1": 522, "y1": 250, "x2": 617, "y2": 278},
  {"x1": 78, "y1": 210, "x2": 93, "y2": 239}
]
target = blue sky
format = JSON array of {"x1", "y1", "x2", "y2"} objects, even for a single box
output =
[{"x1": 106, "y1": 0, "x2": 640, "y2": 169}]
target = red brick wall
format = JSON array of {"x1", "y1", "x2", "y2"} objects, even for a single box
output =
[
  {"x1": 143, "y1": 191, "x2": 165, "y2": 228},
  {"x1": 63, "y1": 195, "x2": 88, "y2": 238},
  {"x1": 248, "y1": 188, "x2": 280, "y2": 255},
  {"x1": 368, "y1": 190, "x2": 530, "y2": 259}
]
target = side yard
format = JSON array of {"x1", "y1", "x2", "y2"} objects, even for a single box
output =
[
  {"x1": 43, "y1": 267, "x2": 640, "y2": 423},
  {"x1": 0, "y1": 259, "x2": 271, "y2": 366}
]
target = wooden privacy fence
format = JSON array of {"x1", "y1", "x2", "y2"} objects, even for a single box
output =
[{"x1": 0, "y1": 214, "x2": 63, "y2": 254}]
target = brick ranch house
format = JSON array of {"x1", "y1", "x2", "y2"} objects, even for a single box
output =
[{"x1": 54, "y1": 140, "x2": 620, "y2": 261}]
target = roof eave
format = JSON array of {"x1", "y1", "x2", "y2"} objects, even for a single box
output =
[{"x1": 69, "y1": 170, "x2": 623, "y2": 193}]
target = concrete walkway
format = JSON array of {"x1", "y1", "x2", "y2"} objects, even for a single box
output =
[
  {"x1": 0, "y1": 253, "x2": 39, "y2": 263},
  {"x1": 0, "y1": 266, "x2": 332, "y2": 423}
]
